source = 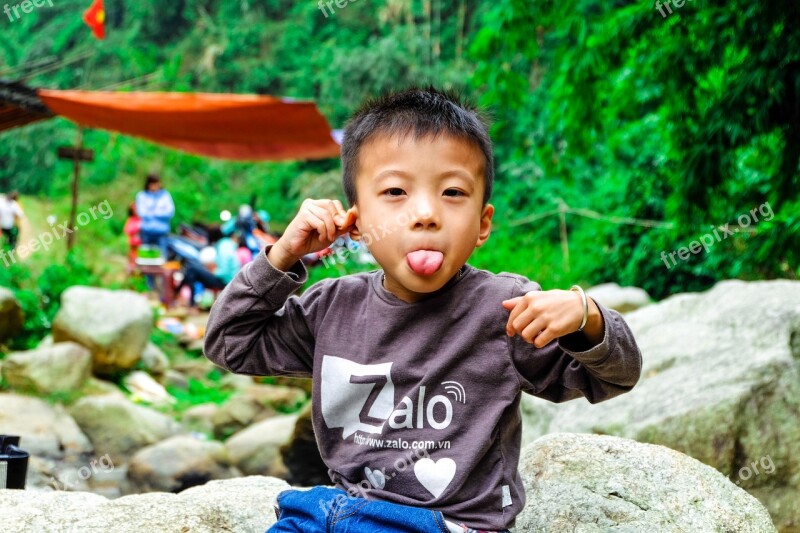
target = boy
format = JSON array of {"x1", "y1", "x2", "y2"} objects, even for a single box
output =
[{"x1": 203, "y1": 86, "x2": 642, "y2": 532}]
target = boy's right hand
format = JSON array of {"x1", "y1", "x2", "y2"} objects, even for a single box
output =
[{"x1": 268, "y1": 198, "x2": 357, "y2": 271}]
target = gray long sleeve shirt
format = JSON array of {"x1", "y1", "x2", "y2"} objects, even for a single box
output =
[{"x1": 204, "y1": 244, "x2": 642, "y2": 530}]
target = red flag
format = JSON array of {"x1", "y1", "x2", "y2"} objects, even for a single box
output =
[{"x1": 83, "y1": 0, "x2": 105, "y2": 40}]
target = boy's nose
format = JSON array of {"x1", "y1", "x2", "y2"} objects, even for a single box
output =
[{"x1": 409, "y1": 197, "x2": 439, "y2": 230}]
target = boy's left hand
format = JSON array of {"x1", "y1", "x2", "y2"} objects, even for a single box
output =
[{"x1": 502, "y1": 290, "x2": 605, "y2": 348}]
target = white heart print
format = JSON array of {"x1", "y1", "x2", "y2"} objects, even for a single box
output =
[
  {"x1": 364, "y1": 466, "x2": 386, "y2": 489},
  {"x1": 414, "y1": 457, "x2": 456, "y2": 498}
]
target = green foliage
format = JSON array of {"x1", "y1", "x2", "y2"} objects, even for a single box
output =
[
  {"x1": 165, "y1": 374, "x2": 234, "y2": 418},
  {"x1": 0, "y1": 250, "x2": 100, "y2": 350}
]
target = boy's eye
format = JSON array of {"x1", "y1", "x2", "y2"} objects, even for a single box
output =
[
  {"x1": 383, "y1": 188, "x2": 405, "y2": 197},
  {"x1": 443, "y1": 189, "x2": 466, "y2": 197}
]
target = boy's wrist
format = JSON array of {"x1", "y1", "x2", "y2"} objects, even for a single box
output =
[
  {"x1": 267, "y1": 243, "x2": 302, "y2": 272},
  {"x1": 579, "y1": 298, "x2": 605, "y2": 346}
]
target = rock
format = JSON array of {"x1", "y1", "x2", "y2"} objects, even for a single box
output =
[
  {"x1": 585, "y1": 282, "x2": 652, "y2": 313},
  {"x1": 219, "y1": 372, "x2": 255, "y2": 391},
  {"x1": 52, "y1": 286, "x2": 153, "y2": 375},
  {"x1": 2, "y1": 342, "x2": 92, "y2": 395},
  {"x1": 246, "y1": 383, "x2": 307, "y2": 411},
  {"x1": 123, "y1": 370, "x2": 176, "y2": 406},
  {"x1": 0, "y1": 287, "x2": 23, "y2": 343},
  {"x1": 211, "y1": 384, "x2": 305, "y2": 440},
  {"x1": 281, "y1": 402, "x2": 329, "y2": 486},
  {"x1": 82, "y1": 376, "x2": 126, "y2": 397},
  {"x1": 127, "y1": 435, "x2": 239, "y2": 493},
  {"x1": 0, "y1": 476, "x2": 289, "y2": 532},
  {"x1": 172, "y1": 358, "x2": 214, "y2": 381},
  {"x1": 0, "y1": 393, "x2": 91, "y2": 459},
  {"x1": 182, "y1": 403, "x2": 219, "y2": 436},
  {"x1": 161, "y1": 369, "x2": 189, "y2": 390},
  {"x1": 225, "y1": 415, "x2": 298, "y2": 477},
  {"x1": 69, "y1": 395, "x2": 181, "y2": 463},
  {"x1": 37, "y1": 334, "x2": 54, "y2": 348},
  {"x1": 515, "y1": 433, "x2": 775, "y2": 532},
  {"x1": 520, "y1": 279, "x2": 800, "y2": 530},
  {"x1": 0, "y1": 437, "x2": 776, "y2": 532},
  {"x1": 140, "y1": 342, "x2": 169, "y2": 376}
]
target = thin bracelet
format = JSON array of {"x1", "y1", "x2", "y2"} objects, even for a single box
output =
[{"x1": 570, "y1": 285, "x2": 589, "y2": 332}]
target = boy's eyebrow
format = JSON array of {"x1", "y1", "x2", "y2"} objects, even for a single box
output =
[{"x1": 372, "y1": 169, "x2": 476, "y2": 184}]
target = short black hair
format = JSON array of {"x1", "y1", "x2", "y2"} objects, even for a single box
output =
[
  {"x1": 341, "y1": 86, "x2": 494, "y2": 207},
  {"x1": 144, "y1": 173, "x2": 161, "y2": 191}
]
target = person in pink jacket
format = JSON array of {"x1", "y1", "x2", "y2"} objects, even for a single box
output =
[{"x1": 124, "y1": 202, "x2": 142, "y2": 269}]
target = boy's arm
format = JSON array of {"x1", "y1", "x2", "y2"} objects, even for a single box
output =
[
  {"x1": 505, "y1": 277, "x2": 642, "y2": 404},
  {"x1": 203, "y1": 243, "x2": 326, "y2": 377},
  {"x1": 205, "y1": 196, "x2": 356, "y2": 376}
]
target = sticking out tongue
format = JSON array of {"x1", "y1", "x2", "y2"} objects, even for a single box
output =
[{"x1": 406, "y1": 250, "x2": 444, "y2": 276}]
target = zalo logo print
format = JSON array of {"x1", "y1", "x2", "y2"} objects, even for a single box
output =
[
  {"x1": 320, "y1": 355, "x2": 466, "y2": 499},
  {"x1": 321, "y1": 355, "x2": 466, "y2": 438}
]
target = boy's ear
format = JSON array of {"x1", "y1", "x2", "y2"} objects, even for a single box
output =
[
  {"x1": 345, "y1": 205, "x2": 362, "y2": 239},
  {"x1": 475, "y1": 203, "x2": 494, "y2": 248}
]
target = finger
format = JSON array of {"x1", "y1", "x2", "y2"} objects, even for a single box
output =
[
  {"x1": 505, "y1": 299, "x2": 528, "y2": 336},
  {"x1": 317, "y1": 200, "x2": 342, "y2": 229},
  {"x1": 532, "y1": 327, "x2": 556, "y2": 348},
  {"x1": 511, "y1": 307, "x2": 539, "y2": 338},
  {"x1": 520, "y1": 316, "x2": 547, "y2": 343},
  {"x1": 335, "y1": 207, "x2": 358, "y2": 235},
  {"x1": 309, "y1": 203, "x2": 337, "y2": 242},
  {"x1": 304, "y1": 204, "x2": 335, "y2": 243},
  {"x1": 342, "y1": 208, "x2": 358, "y2": 231},
  {"x1": 502, "y1": 297, "x2": 522, "y2": 310},
  {"x1": 332, "y1": 200, "x2": 347, "y2": 222}
]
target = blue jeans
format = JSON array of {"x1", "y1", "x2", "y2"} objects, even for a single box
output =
[
  {"x1": 267, "y1": 486, "x2": 510, "y2": 533},
  {"x1": 140, "y1": 230, "x2": 168, "y2": 291}
]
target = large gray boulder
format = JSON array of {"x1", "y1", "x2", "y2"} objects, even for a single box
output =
[
  {"x1": 0, "y1": 476, "x2": 289, "y2": 532},
  {"x1": 211, "y1": 384, "x2": 306, "y2": 439},
  {"x1": 0, "y1": 287, "x2": 23, "y2": 343},
  {"x1": 224, "y1": 414, "x2": 298, "y2": 477},
  {"x1": 140, "y1": 342, "x2": 170, "y2": 377},
  {"x1": 586, "y1": 282, "x2": 652, "y2": 313},
  {"x1": 515, "y1": 433, "x2": 775, "y2": 532},
  {"x1": 520, "y1": 279, "x2": 800, "y2": 529},
  {"x1": 69, "y1": 395, "x2": 181, "y2": 463},
  {"x1": 0, "y1": 393, "x2": 91, "y2": 458},
  {"x1": 127, "y1": 435, "x2": 240, "y2": 493},
  {"x1": 2, "y1": 342, "x2": 92, "y2": 394},
  {"x1": 52, "y1": 286, "x2": 153, "y2": 375},
  {"x1": 0, "y1": 435, "x2": 774, "y2": 532}
]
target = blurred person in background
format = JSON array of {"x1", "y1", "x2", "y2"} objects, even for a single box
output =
[
  {"x1": 176, "y1": 227, "x2": 241, "y2": 310},
  {"x1": 0, "y1": 191, "x2": 24, "y2": 251},
  {"x1": 123, "y1": 202, "x2": 142, "y2": 270},
  {"x1": 135, "y1": 174, "x2": 175, "y2": 259}
]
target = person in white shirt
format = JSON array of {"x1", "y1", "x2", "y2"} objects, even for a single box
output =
[{"x1": 0, "y1": 192, "x2": 24, "y2": 251}]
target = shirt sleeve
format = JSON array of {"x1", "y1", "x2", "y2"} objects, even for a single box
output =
[
  {"x1": 506, "y1": 275, "x2": 642, "y2": 404},
  {"x1": 203, "y1": 243, "x2": 328, "y2": 377}
]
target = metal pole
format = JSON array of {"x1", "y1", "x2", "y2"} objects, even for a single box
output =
[{"x1": 67, "y1": 128, "x2": 83, "y2": 251}]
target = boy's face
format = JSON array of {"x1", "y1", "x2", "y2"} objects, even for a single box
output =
[{"x1": 349, "y1": 133, "x2": 493, "y2": 303}]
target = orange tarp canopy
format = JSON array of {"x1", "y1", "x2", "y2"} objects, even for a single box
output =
[{"x1": 38, "y1": 89, "x2": 341, "y2": 161}]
